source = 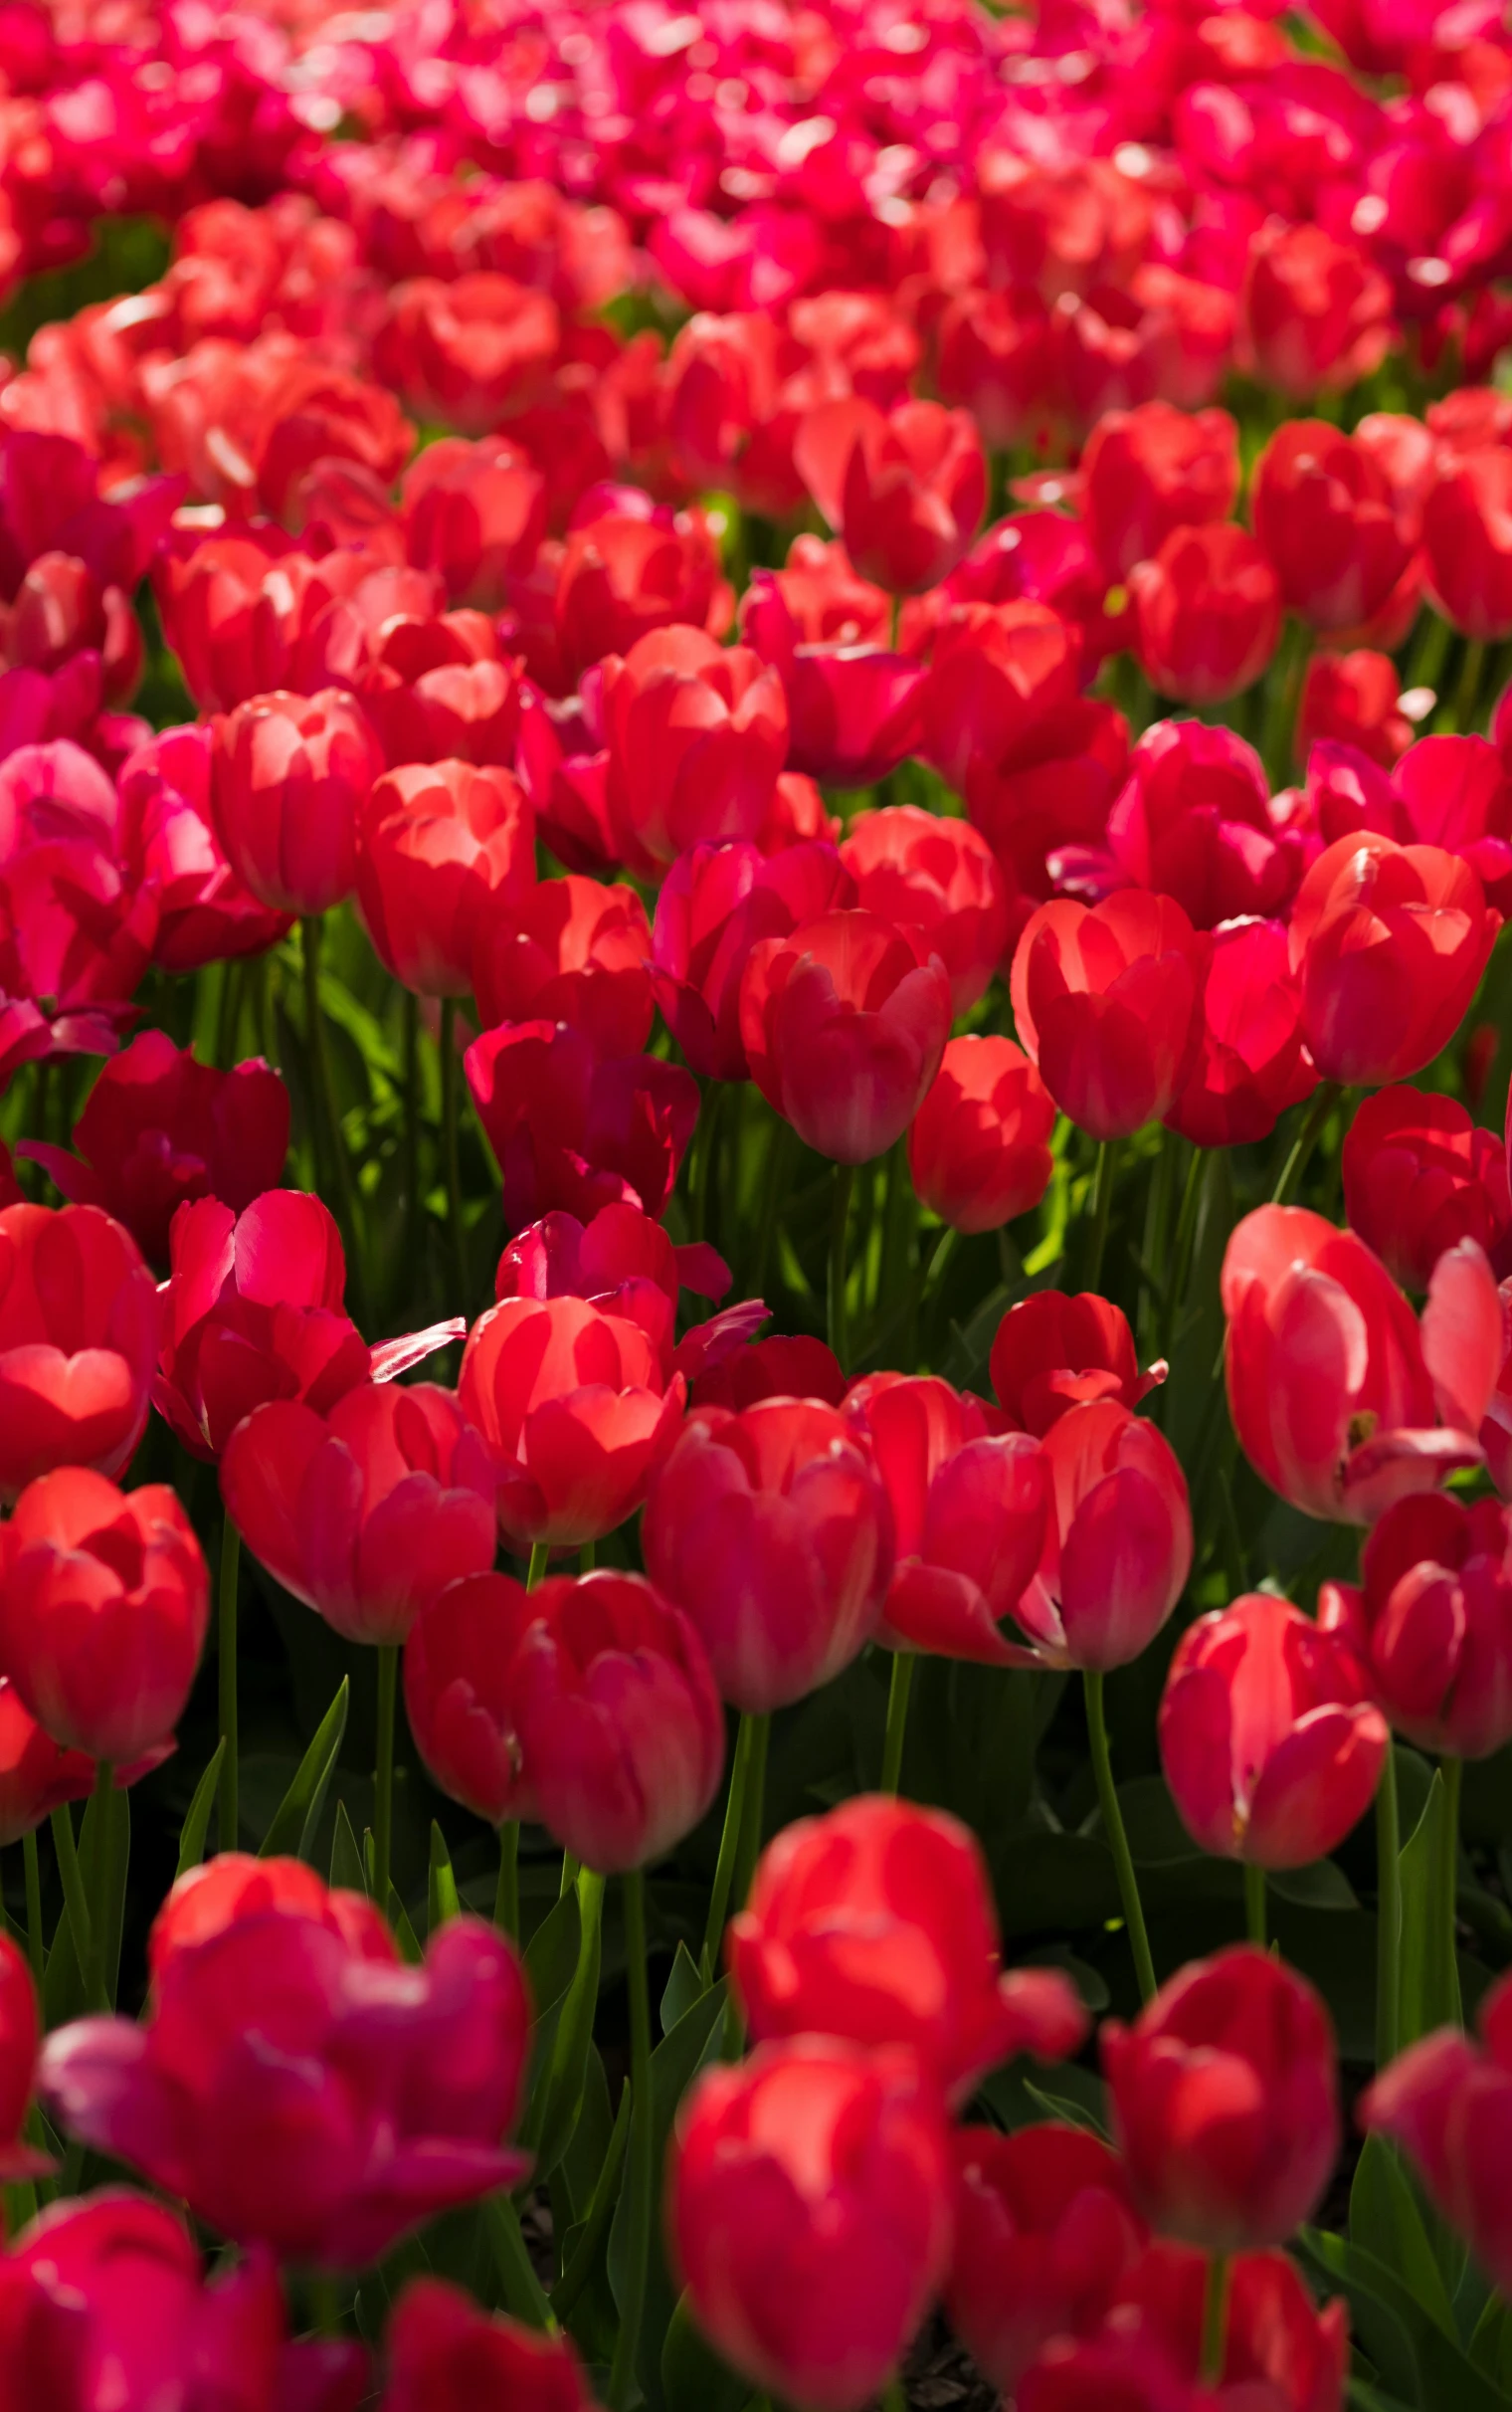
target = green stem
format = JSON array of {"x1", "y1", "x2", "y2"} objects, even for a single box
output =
[
  {"x1": 22, "y1": 1829, "x2": 43, "y2": 1989},
  {"x1": 527, "y1": 1538, "x2": 550, "y2": 1590},
  {"x1": 88, "y1": 1759, "x2": 114, "y2": 2008},
  {"x1": 1084, "y1": 1669, "x2": 1156, "y2": 2004},
  {"x1": 373, "y1": 1643, "x2": 399, "y2": 1909},
  {"x1": 48, "y1": 1803, "x2": 92, "y2": 1985},
  {"x1": 753, "y1": 1117, "x2": 792, "y2": 1300},
  {"x1": 218, "y1": 1520, "x2": 240, "y2": 1855},
  {"x1": 401, "y1": 986, "x2": 421, "y2": 1286},
  {"x1": 888, "y1": 591, "x2": 902, "y2": 651},
  {"x1": 1449, "y1": 639, "x2": 1487, "y2": 734},
  {"x1": 1438, "y1": 1752, "x2": 1462, "y2": 2027},
  {"x1": 1201, "y1": 2251, "x2": 1231, "y2": 2385},
  {"x1": 608, "y1": 1868, "x2": 653, "y2": 2412},
  {"x1": 828, "y1": 1161, "x2": 854, "y2": 1369},
  {"x1": 731, "y1": 1711, "x2": 771, "y2": 1915},
  {"x1": 1376, "y1": 1747, "x2": 1401, "y2": 2071},
  {"x1": 1271, "y1": 1081, "x2": 1341, "y2": 1206},
  {"x1": 531, "y1": 1867, "x2": 607, "y2": 2174},
  {"x1": 494, "y1": 1819, "x2": 520, "y2": 1939},
  {"x1": 308, "y1": 2273, "x2": 342, "y2": 2338},
  {"x1": 880, "y1": 1654, "x2": 916, "y2": 1796},
  {"x1": 484, "y1": 2195, "x2": 554, "y2": 2330},
  {"x1": 1261, "y1": 614, "x2": 1311, "y2": 786},
  {"x1": 302, "y1": 916, "x2": 365, "y2": 1324},
  {"x1": 1084, "y1": 1138, "x2": 1118, "y2": 1295},
  {"x1": 1244, "y1": 1861, "x2": 1266, "y2": 1949},
  {"x1": 440, "y1": 995, "x2": 468, "y2": 1315},
  {"x1": 882, "y1": 2377, "x2": 907, "y2": 2412},
  {"x1": 701, "y1": 1711, "x2": 757, "y2": 1983}
]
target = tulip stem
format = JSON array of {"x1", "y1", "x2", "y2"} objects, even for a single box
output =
[
  {"x1": 1376, "y1": 1746, "x2": 1401, "y2": 2070},
  {"x1": 1083, "y1": 1138, "x2": 1117, "y2": 1295},
  {"x1": 882, "y1": 2378, "x2": 907, "y2": 2412},
  {"x1": 701, "y1": 1710, "x2": 758, "y2": 1983},
  {"x1": 402, "y1": 986, "x2": 421, "y2": 1286},
  {"x1": 301, "y1": 916, "x2": 366, "y2": 1326},
  {"x1": 1437, "y1": 1752, "x2": 1462, "y2": 2028},
  {"x1": 494, "y1": 1819, "x2": 519, "y2": 1940},
  {"x1": 1084, "y1": 1670, "x2": 1156, "y2": 2004},
  {"x1": 1450, "y1": 639, "x2": 1486, "y2": 734},
  {"x1": 608, "y1": 1867, "x2": 653, "y2": 2412},
  {"x1": 373, "y1": 1643, "x2": 399, "y2": 1909},
  {"x1": 49, "y1": 1803, "x2": 92, "y2": 1990},
  {"x1": 527, "y1": 1538, "x2": 550, "y2": 1589},
  {"x1": 1201, "y1": 2251, "x2": 1230, "y2": 2384},
  {"x1": 828, "y1": 1161, "x2": 854, "y2": 1368},
  {"x1": 22, "y1": 1829, "x2": 43, "y2": 1989},
  {"x1": 1270, "y1": 1081, "x2": 1340, "y2": 1206},
  {"x1": 440, "y1": 995, "x2": 468, "y2": 1315},
  {"x1": 1243, "y1": 1862, "x2": 1266, "y2": 1949},
  {"x1": 218, "y1": 1519, "x2": 240, "y2": 1854},
  {"x1": 732, "y1": 1711, "x2": 771, "y2": 1915},
  {"x1": 880, "y1": 1653, "x2": 916, "y2": 1796}
]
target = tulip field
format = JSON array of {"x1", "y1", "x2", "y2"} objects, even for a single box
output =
[{"x1": 11, "y1": 3, "x2": 1512, "y2": 2409}]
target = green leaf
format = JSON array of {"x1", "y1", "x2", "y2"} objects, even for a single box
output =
[
  {"x1": 1023, "y1": 2067, "x2": 1111, "y2": 2139},
  {"x1": 660, "y1": 1941, "x2": 706, "y2": 2037},
  {"x1": 527, "y1": 1873, "x2": 604, "y2": 2180},
  {"x1": 175, "y1": 1740, "x2": 227, "y2": 1879},
  {"x1": 1350, "y1": 2135, "x2": 1457, "y2": 2339},
  {"x1": 387, "y1": 1882, "x2": 423, "y2": 1965},
  {"x1": 1301, "y1": 2228, "x2": 1512, "y2": 2412},
  {"x1": 260, "y1": 1677, "x2": 350, "y2": 1862},
  {"x1": 607, "y1": 1980, "x2": 729, "y2": 2412},
  {"x1": 524, "y1": 1888, "x2": 584, "y2": 2019},
  {"x1": 330, "y1": 1799, "x2": 367, "y2": 1895},
  {"x1": 662, "y1": 2290, "x2": 749, "y2": 2412},
  {"x1": 428, "y1": 1824, "x2": 462, "y2": 1935},
  {"x1": 1269, "y1": 1857, "x2": 1359, "y2": 1910},
  {"x1": 1399, "y1": 1771, "x2": 1462, "y2": 2049}
]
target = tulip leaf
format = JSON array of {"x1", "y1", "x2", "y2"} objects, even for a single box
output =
[
  {"x1": 661, "y1": 2289, "x2": 749, "y2": 2412},
  {"x1": 1469, "y1": 2294, "x2": 1512, "y2": 2392},
  {"x1": 607, "y1": 1979, "x2": 729, "y2": 2412},
  {"x1": 330, "y1": 1799, "x2": 367, "y2": 1896},
  {"x1": 528, "y1": 1874, "x2": 604, "y2": 2179},
  {"x1": 175, "y1": 1740, "x2": 227, "y2": 1880},
  {"x1": 1268, "y1": 1857, "x2": 1359, "y2": 1910},
  {"x1": 259, "y1": 1676, "x2": 350, "y2": 1863},
  {"x1": 1301, "y1": 2228, "x2": 1511, "y2": 2412},
  {"x1": 660, "y1": 1941, "x2": 706, "y2": 2037},
  {"x1": 386, "y1": 1881, "x2": 424, "y2": 1965},
  {"x1": 1350, "y1": 2136, "x2": 1457, "y2": 2339},
  {"x1": 428, "y1": 1824, "x2": 462, "y2": 1935},
  {"x1": 1398, "y1": 1771, "x2": 1463, "y2": 2051}
]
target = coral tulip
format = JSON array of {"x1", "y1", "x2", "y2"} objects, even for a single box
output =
[
  {"x1": 908, "y1": 1035, "x2": 1055, "y2": 1235},
  {"x1": 1319, "y1": 1492, "x2": 1512, "y2": 1759},
  {"x1": 1010, "y1": 893, "x2": 1204, "y2": 1141}
]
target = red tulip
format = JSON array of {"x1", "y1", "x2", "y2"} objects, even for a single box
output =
[
  {"x1": 491, "y1": 1200, "x2": 742, "y2": 1383},
  {"x1": 730, "y1": 1795, "x2": 1085, "y2": 2103},
  {"x1": 1222, "y1": 1209, "x2": 1501, "y2": 1522},
  {"x1": 506, "y1": 1570, "x2": 724, "y2": 1871},
  {"x1": 1361, "y1": 1966, "x2": 1512, "y2": 2295},
  {"x1": 966, "y1": 695, "x2": 1130, "y2": 917},
  {"x1": 118, "y1": 723, "x2": 292, "y2": 972},
  {"x1": 1103, "y1": 720, "x2": 1313, "y2": 929},
  {"x1": 740, "y1": 565, "x2": 928, "y2": 790},
  {"x1": 668, "y1": 2040, "x2": 953, "y2": 2412},
  {"x1": 0, "y1": 1469, "x2": 208, "y2": 1762},
  {"x1": 554, "y1": 500, "x2": 731, "y2": 687},
  {"x1": 0, "y1": 1678, "x2": 113, "y2": 1846},
  {"x1": 1423, "y1": 448, "x2": 1512, "y2": 641},
  {"x1": 1159, "y1": 1591, "x2": 1388, "y2": 1868},
  {"x1": 1296, "y1": 651, "x2": 1416, "y2": 771},
  {"x1": 1015, "y1": 2332, "x2": 1196, "y2": 2412},
  {"x1": 401, "y1": 435, "x2": 546, "y2": 609},
  {"x1": 356, "y1": 759, "x2": 535, "y2": 997},
  {"x1": 1342, "y1": 1085, "x2": 1511, "y2": 1292},
  {"x1": 1008, "y1": 1400, "x2": 1192, "y2": 1673},
  {"x1": 1010, "y1": 893, "x2": 1204, "y2": 1141},
  {"x1": 598, "y1": 627, "x2": 789, "y2": 879},
  {"x1": 1103, "y1": 1944, "x2": 1340, "y2": 2250},
  {"x1": 0, "y1": 1931, "x2": 47, "y2": 2180},
  {"x1": 211, "y1": 689, "x2": 383, "y2": 916},
  {"x1": 689, "y1": 1332, "x2": 848, "y2": 1413},
  {"x1": 17, "y1": 1033, "x2": 288, "y2": 1270},
  {"x1": 652, "y1": 840, "x2": 855, "y2": 1084},
  {"x1": 459, "y1": 1293, "x2": 685, "y2": 1549},
  {"x1": 1163, "y1": 916, "x2": 1318, "y2": 1150},
  {"x1": 145, "y1": 1853, "x2": 395, "y2": 1978},
  {"x1": 795, "y1": 397, "x2": 986, "y2": 594},
  {"x1": 841, "y1": 807, "x2": 1010, "y2": 1017},
  {"x1": 1239, "y1": 223, "x2": 1391, "y2": 400},
  {"x1": 1306, "y1": 735, "x2": 1512, "y2": 912},
  {"x1": 0, "y1": 740, "x2": 158, "y2": 1014},
  {"x1": 1099, "y1": 2240, "x2": 1349, "y2": 2412},
  {"x1": 644, "y1": 1398, "x2": 892, "y2": 1711},
  {"x1": 946, "y1": 2124, "x2": 1146, "y2": 2396},
  {"x1": 380, "y1": 2278, "x2": 594, "y2": 2412},
  {"x1": 39, "y1": 1886, "x2": 530, "y2": 2268},
  {"x1": 1288, "y1": 833, "x2": 1499, "y2": 1087},
  {"x1": 1251, "y1": 423, "x2": 1415, "y2": 635},
  {"x1": 908, "y1": 1034, "x2": 1055, "y2": 1235},
  {"x1": 991, "y1": 1293, "x2": 1165, "y2": 1438},
  {"x1": 1079, "y1": 402, "x2": 1239, "y2": 580},
  {"x1": 472, "y1": 876, "x2": 653, "y2": 1060},
  {"x1": 740, "y1": 910, "x2": 952, "y2": 1166},
  {"x1": 1319, "y1": 1492, "x2": 1512, "y2": 1759},
  {"x1": 917, "y1": 601, "x2": 1081, "y2": 798},
  {"x1": 1131, "y1": 525, "x2": 1281, "y2": 705},
  {"x1": 465, "y1": 1020, "x2": 699, "y2": 1228},
  {"x1": 0, "y1": 1202, "x2": 159, "y2": 1499},
  {"x1": 403, "y1": 1572, "x2": 540, "y2": 1828}
]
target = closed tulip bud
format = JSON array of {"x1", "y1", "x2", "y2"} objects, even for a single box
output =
[
  {"x1": 644, "y1": 1398, "x2": 892, "y2": 1711},
  {"x1": 598, "y1": 628, "x2": 789, "y2": 879},
  {"x1": 1289, "y1": 833, "x2": 1499, "y2": 1088},
  {"x1": 1103, "y1": 1945, "x2": 1340, "y2": 2251},
  {"x1": 908, "y1": 1035, "x2": 1055, "y2": 1235},
  {"x1": 1296, "y1": 651, "x2": 1416, "y2": 771},
  {"x1": 1011, "y1": 1400, "x2": 1192, "y2": 1673},
  {"x1": 381, "y1": 2279, "x2": 595, "y2": 2412},
  {"x1": 1103, "y1": 720, "x2": 1312, "y2": 928},
  {"x1": 795, "y1": 396, "x2": 986, "y2": 594},
  {"x1": 1423, "y1": 448, "x2": 1512, "y2": 641},
  {"x1": 0, "y1": 1202, "x2": 160, "y2": 1501},
  {"x1": 465, "y1": 1021, "x2": 699, "y2": 1229},
  {"x1": 1163, "y1": 916, "x2": 1318, "y2": 1151},
  {"x1": 1159, "y1": 1592, "x2": 1388, "y2": 1868},
  {"x1": 0, "y1": 1469, "x2": 209, "y2": 1762},
  {"x1": 740, "y1": 910, "x2": 953, "y2": 1166},
  {"x1": 507, "y1": 1570, "x2": 724, "y2": 1871},
  {"x1": 1362, "y1": 1966, "x2": 1512, "y2": 2296},
  {"x1": 991, "y1": 1292, "x2": 1166, "y2": 1437},
  {"x1": 1343, "y1": 1085, "x2": 1511, "y2": 1292},
  {"x1": 473, "y1": 876, "x2": 653, "y2": 1060},
  {"x1": 211, "y1": 689, "x2": 383, "y2": 916},
  {"x1": 652, "y1": 840, "x2": 855, "y2": 1084},
  {"x1": 1079, "y1": 402, "x2": 1239, "y2": 580},
  {"x1": 1251, "y1": 423, "x2": 1415, "y2": 634},
  {"x1": 0, "y1": 1930, "x2": 48, "y2": 2179},
  {"x1": 356, "y1": 759, "x2": 535, "y2": 997},
  {"x1": 841, "y1": 807, "x2": 1011, "y2": 1016},
  {"x1": 1239, "y1": 223, "x2": 1392, "y2": 399},
  {"x1": 668, "y1": 2040, "x2": 954, "y2": 2412},
  {"x1": 1131, "y1": 525, "x2": 1281, "y2": 705},
  {"x1": 1319, "y1": 1492, "x2": 1512, "y2": 1759},
  {"x1": 1010, "y1": 893, "x2": 1204, "y2": 1141},
  {"x1": 730, "y1": 1795, "x2": 1086, "y2": 2104},
  {"x1": 404, "y1": 1572, "x2": 540, "y2": 1828}
]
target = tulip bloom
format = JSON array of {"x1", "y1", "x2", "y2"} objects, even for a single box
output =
[
  {"x1": 841, "y1": 807, "x2": 1010, "y2": 1017},
  {"x1": 740, "y1": 910, "x2": 952, "y2": 1165},
  {"x1": 668, "y1": 2039, "x2": 953, "y2": 2412},
  {"x1": 212, "y1": 688, "x2": 383, "y2": 916},
  {"x1": 0, "y1": 1931, "x2": 48, "y2": 2179},
  {"x1": 946, "y1": 2124, "x2": 1146, "y2": 2396},
  {"x1": 1362, "y1": 1967, "x2": 1512, "y2": 2294},
  {"x1": 357, "y1": 759, "x2": 535, "y2": 997},
  {"x1": 460, "y1": 1294, "x2": 685, "y2": 1549},
  {"x1": 1103, "y1": 1944, "x2": 1340, "y2": 2250},
  {"x1": 506, "y1": 1571, "x2": 724, "y2": 1871},
  {"x1": 119, "y1": 722, "x2": 292, "y2": 973},
  {"x1": 17, "y1": 1033, "x2": 288, "y2": 1269},
  {"x1": 1079, "y1": 401, "x2": 1239, "y2": 580},
  {"x1": 918, "y1": 601, "x2": 1081, "y2": 799},
  {"x1": 382, "y1": 2279, "x2": 595, "y2": 2412},
  {"x1": 0, "y1": 1201, "x2": 160, "y2": 1499},
  {"x1": 908, "y1": 1035, "x2": 1055, "y2": 1235},
  {"x1": 472, "y1": 876, "x2": 653, "y2": 1059},
  {"x1": 1131, "y1": 525, "x2": 1281, "y2": 704},
  {"x1": 0, "y1": 1677, "x2": 110, "y2": 1845},
  {"x1": 1297, "y1": 650, "x2": 1416, "y2": 770},
  {"x1": 794, "y1": 396, "x2": 986, "y2": 593},
  {"x1": 1319, "y1": 1493, "x2": 1512, "y2": 1760},
  {"x1": 729, "y1": 1795, "x2": 1085, "y2": 2104},
  {"x1": 1099, "y1": 2240, "x2": 1350, "y2": 2412},
  {"x1": 1102, "y1": 720, "x2": 1313, "y2": 929},
  {"x1": 644, "y1": 1399, "x2": 892, "y2": 1711},
  {"x1": 1239, "y1": 222, "x2": 1392, "y2": 399},
  {"x1": 1159, "y1": 1592, "x2": 1388, "y2": 1868},
  {"x1": 1251, "y1": 423, "x2": 1415, "y2": 635},
  {"x1": 1010, "y1": 894, "x2": 1204, "y2": 1142},
  {"x1": 1007, "y1": 1400, "x2": 1192, "y2": 1673},
  {"x1": 492, "y1": 1200, "x2": 742, "y2": 1390},
  {"x1": 1342, "y1": 1086, "x2": 1511, "y2": 1293},
  {"x1": 221, "y1": 1383, "x2": 498, "y2": 1647},
  {"x1": 1222, "y1": 1209, "x2": 1502, "y2": 1522},
  {"x1": 1289, "y1": 833, "x2": 1499, "y2": 1088},
  {"x1": 0, "y1": 1470, "x2": 208, "y2": 1763},
  {"x1": 1163, "y1": 916, "x2": 1318, "y2": 1151},
  {"x1": 1423, "y1": 448, "x2": 1512, "y2": 641},
  {"x1": 599, "y1": 628, "x2": 789, "y2": 878},
  {"x1": 465, "y1": 1021, "x2": 699, "y2": 1229},
  {"x1": 991, "y1": 1293, "x2": 1165, "y2": 1437},
  {"x1": 403, "y1": 1571, "x2": 541, "y2": 1828},
  {"x1": 691, "y1": 1332, "x2": 848, "y2": 1413},
  {"x1": 652, "y1": 840, "x2": 854, "y2": 1084},
  {"x1": 40, "y1": 1880, "x2": 530, "y2": 2269}
]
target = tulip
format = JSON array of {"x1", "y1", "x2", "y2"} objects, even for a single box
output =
[
  {"x1": 690, "y1": 1332, "x2": 848, "y2": 1413},
  {"x1": 0, "y1": 740, "x2": 159, "y2": 1013},
  {"x1": 381, "y1": 2278, "x2": 595, "y2": 2412},
  {"x1": 0, "y1": 1931, "x2": 48, "y2": 2179},
  {"x1": 356, "y1": 759, "x2": 535, "y2": 997},
  {"x1": 146, "y1": 1853, "x2": 394, "y2": 1976},
  {"x1": 598, "y1": 628, "x2": 789, "y2": 879},
  {"x1": 1010, "y1": 1400, "x2": 1193, "y2": 1674},
  {"x1": 39, "y1": 1882, "x2": 530, "y2": 2268},
  {"x1": 644, "y1": 1398, "x2": 892, "y2": 1711},
  {"x1": 966, "y1": 695, "x2": 1130, "y2": 916},
  {"x1": 1296, "y1": 651, "x2": 1416, "y2": 770},
  {"x1": 841, "y1": 807, "x2": 1011, "y2": 1017},
  {"x1": 403, "y1": 1572, "x2": 540, "y2": 1828},
  {"x1": 908, "y1": 1035, "x2": 1055, "y2": 1235},
  {"x1": 1319, "y1": 1492, "x2": 1512, "y2": 1760},
  {"x1": 946, "y1": 2124, "x2": 1146, "y2": 2395},
  {"x1": 1361, "y1": 1966, "x2": 1512, "y2": 2295},
  {"x1": 1010, "y1": 893, "x2": 1204, "y2": 1142},
  {"x1": 740, "y1": 910, "x2": 953, "y2": 1166},
  {"x1": 1222, "y1": 1209, "x2": 1502, "y2": 1522},
  {"x1": 652, "y1": 840, "x2": 855, "y2": 1084},
  {"x1": 401, "y1": 435, "x2": 546, "y2": 609},
  {"x1": 554, "y1": 501, "x2": 731, "y2": 688},
  {"x1": 472, "y1": 876, "x2": 653, "y2": 1059},
  {"x1": 1103, "y1": 1944, "x2": 1340, "y2": 2250},
  {"x1": 1251, "y1": 424, "x2": 1415, "y2": 634},
  {"x1": 1288, "y1": 833, "x2": 1499, "y2": 1087},
  {"x1": 1305, "y1": 736, "x2": 1512, "y2": 914},
  {"x1": 0, "y1": 1678, "x2": 108, "y2": 1846},
  {"x1": 991, "y1": 1292, "x2": 1166, "y2": 1437},
  {"x1": 1423, "y1": 448, "x2": 1512, "y2": 641},
  {"x1": 491, "y1": 1200, "x2": 743, "y2": 1389},
  {"x1": 0, "y1": 1470, "x2": 208, "y2": 1763},
  {"x1": 737, "y1": 542, "x2": 926, "y2": 788},
  {"x1": 1239, "y1": 222, "x2": 1391, "y2": 399},
  {"x1": 1342, "y1": 1086, "x2": 1511, "y2": 1292},
  {"x1": 0, "y1": 1202, "x2": 160, "y2": 1499},
  {"x1": 917, "y1": 601, "x2": 1081, "y2": 798},
  {"x1": 1163, "y1": 916, "x2": 1318, "y2": 1150},
  {"x1": 794, "y1": 396, "x2": 986, "y2": 594},
  {"x1": 729, "y1": 1795, "x2": 1085, "y2": 2103},
  {"x1": 1079, "y1": 402, "x2": 1239, "y2": 580},
  {"x1": 459, "y1": 1293, "x2": 685, "y2": 1549},
  {"x1": 668, "y1": 2039, "x2": 954, "y2": 2412},
  {"x1": 1159, "y1": 1591, "x2": 1388, "y2": 1868},
  {"x1": 16, "y1": 1033, "x2": 288, "y2": 1269},
  {"x1": 1015, "y1": 2333, "x2": 1194, "y2": 2412},
  {"x1": 1131, "y1": 525, "x2": 1281, "y2": 705},
  {"x1": 211, "y1": 689, "x2": 383, "y2": 916},
  {"x1": 506, "y1": 1570, "x2": 724, "y2": 1871},
  {"x1": 465, "y1": 1021, "x2": 700, "y2": 1228},
  {"x1": 118, "y1": 722, "x2": 292, "y2": 973},
  {"x1": 1103, "y1": 720, "x2": 1313, "y2": 928},
  {"x1": 1099, "y1": 2239, "x2": 1350, "y2": 2412}
]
